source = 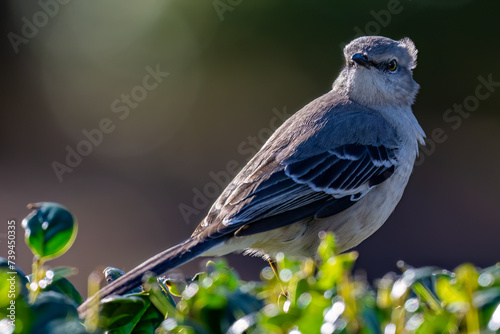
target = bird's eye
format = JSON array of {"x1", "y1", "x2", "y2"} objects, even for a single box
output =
[{"x1": 388, "y1": 60, "x2": 397, "y2": 71}]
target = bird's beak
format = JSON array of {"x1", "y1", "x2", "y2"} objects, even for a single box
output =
[{"x1": 351, "y1": 53, "x2": 372, "y2": 69}]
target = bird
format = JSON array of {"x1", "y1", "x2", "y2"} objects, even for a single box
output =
[{"x1": 78, "y1": 35, "x2": 425, "y2": 315}]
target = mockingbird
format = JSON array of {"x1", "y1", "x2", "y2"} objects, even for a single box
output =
[{"x1": 78, "y1": 35, "x2": 425, "y2": 315}]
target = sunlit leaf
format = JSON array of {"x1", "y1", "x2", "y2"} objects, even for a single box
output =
[{"x1": 21, "y1": 202, "x2": 77, "y2": 261}]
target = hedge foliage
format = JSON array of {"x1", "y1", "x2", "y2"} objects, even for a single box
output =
[{"x1": 1, "y1": 203, "x2": 500, "y2": 334}]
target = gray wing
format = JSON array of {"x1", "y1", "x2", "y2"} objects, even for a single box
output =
[{"x1": 193, "y1": 95, "x2": 401, "y2": 238}]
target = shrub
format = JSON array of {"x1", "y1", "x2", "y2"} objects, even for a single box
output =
[{"x1": 1, "y1": 203, "x2": 499, "y2": 334}]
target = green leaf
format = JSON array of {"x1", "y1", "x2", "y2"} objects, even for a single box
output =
[
  {"x1": 98, "y1": 295, "x2": 150, "y2": 330},
  {"x1": 41, "y1": 272, "x2": 83, "y2": 305},
  {"x1": 0, "y1": 259, "x2": 29, "y2": 307},
  {"x1": 126, "y1": 302, "x2": 164, "y2": 334},
  {"x1": 436, "y1": 277, "x2": 468, "y2": 304},
  {"x1": 416, "y1": 312, "x2": 457, "y2": 334},
  {"x1": 165, "y1": 278, "x2": 187, "y2": 297},
  {"x1": 143, "y1": 275, "x2": 177, "y2": 317},
  {"x1": 22, "y1": 202, "x2": 77, "y2": 261},
  {"x1": 29, "y1": 291, "x2": 81, "y2": 332},
  {"x1": 97, "y1": 293, "x2": 164, "y2": 333}
]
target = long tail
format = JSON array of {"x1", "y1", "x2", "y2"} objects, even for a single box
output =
[{"x1": 77, "y1": 236, "x2": 223, "y2": 318}]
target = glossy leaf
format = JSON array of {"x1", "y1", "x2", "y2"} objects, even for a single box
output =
[
  {"x1": 98, "y1": 295, "x2": 150, "y2": 330},
  {"x1": 21, "y1": 202, "x2": 77, "y2": 260}
]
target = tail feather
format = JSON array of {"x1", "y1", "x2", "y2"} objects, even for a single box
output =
[{"x1": 77, "y1": 236, "x2": 222, "y2": 318}]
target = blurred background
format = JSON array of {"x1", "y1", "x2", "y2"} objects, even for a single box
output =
[{"x1": 1, "y1": 0, "x2": 499, "y2": 295}]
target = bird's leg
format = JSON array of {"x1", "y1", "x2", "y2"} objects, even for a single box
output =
[{"x1": 267, "y1": 257, "x2": 289, "y2": 299}]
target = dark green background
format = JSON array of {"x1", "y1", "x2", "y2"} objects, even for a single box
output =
[{"x1": 1, "y1": 0, "x2": 499, "y2": 294}]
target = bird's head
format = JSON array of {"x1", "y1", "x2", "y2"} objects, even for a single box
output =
[{"x1": 334, "y1": 36, "x2": 420, "y2": 108}]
